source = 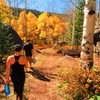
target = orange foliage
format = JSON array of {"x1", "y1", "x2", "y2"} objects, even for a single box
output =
[
  {"x1": 0, "y1": 1, "x2": 70, "y2": 47},
  {"x1": 34, "y1": 45, "x2": 48, "y2": 50},
  {"x1": 0, "y1": 0, "x2": 14, "y2": 23},
  {"x1": 17, "y1": 10, "x2": 27, "y2": 38},
  {"x1": 58, "y1": 66, "x2": 100, "y2": 100},
  {"x1": 0, "y1": 0, "x2": 9, "y2": 22}
]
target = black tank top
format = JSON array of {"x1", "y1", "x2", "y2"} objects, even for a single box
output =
[{"x1": 10, "y1": 55, "x2": 25, "y2": 77}]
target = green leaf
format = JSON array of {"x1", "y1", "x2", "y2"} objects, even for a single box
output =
[
  {"x1": 97, "y1": 95, "x2": 100, "y2": 100},
  {"x1": 89, "y1": 98, "x2": 94, "y2": 100},
  {"x1": 64, "y1": 80, "x2": 68, "y2": 83},
  {"x1": 65, "y1": 97, "x2": 68, "y2": 100},
  {"x1": 92, "y1": 95, "x2": 95, "y2": 99},
  {"x1": 56, "y1": 83, "x2": 63, "y2": 88},
  {"x1": 87, "y1": 94, "x2": 90, "y2": 99}
]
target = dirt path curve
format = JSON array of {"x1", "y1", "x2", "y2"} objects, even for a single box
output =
[{"x1": 0, "y1": 49, "x2": 67, "y2": 100}]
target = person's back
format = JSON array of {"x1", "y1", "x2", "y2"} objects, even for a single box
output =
[
  {"x1": 23, "y1": 39, "x2": 35, "y2": 68},
  {"x1": 10, "y1": 55, "x2": 25, "y2": 79},
  {"x1": 23, "y1": 43, "x2": 33, "y2": 56},
  {"x1": 6, "y1": 44, "x2": 28, "y2": 100},
  {"x1": 10, "y1": 55, "x2": 25, "y2": 100}
]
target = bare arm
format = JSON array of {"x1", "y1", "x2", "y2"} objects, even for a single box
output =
[
  {"x1": 22, "y1": 50, "x2": 25, "y2": 55},
  {"x1": 24, "y1": 56, "x2": 28, "y2": 72},
  {"x1": 6, "y1": 57, "x2": 11, "y2": 84},
  {"x1": 32, "y1": 49, "x2": 35, "y2": 57}
]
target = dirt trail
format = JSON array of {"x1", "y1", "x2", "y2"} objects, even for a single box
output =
[
  {"x1": 0, "y1": 49, "x2": 99, "y2": 100},
  {"x1": 0, "y1": 49, "x2": 65, "y2": 100},
  {"x1": 23, "y1": 49, "x2": 62, "y2": 100}
]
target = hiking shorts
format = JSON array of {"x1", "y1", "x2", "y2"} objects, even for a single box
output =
[{"x1": 26, "y1": 56, "x2": 32, "y2": 63}]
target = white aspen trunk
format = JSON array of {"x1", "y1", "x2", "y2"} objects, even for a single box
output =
[
  {"x1": 80, "y1": 0, "x2": 96, "y2": 70},
  {"x1": 15, "y1": 0, "x2": 18, "y2": 32},
  {"x1": 71, "y1": 0, "x2": 76, "y2": 49},
  {"x1": 14, "y1": 0, "x2": 17, "y2": 31},
  {"x1": 17, "y1": 0, "x2": 18, "y2": 17},
  {"x1": 68, "y1": 0, "x2": 71, "y2": 23},
  {"x1": 97, "y1": 0, "x2": 100, "y2": 26},
  {"x1": 64, "y1": 0, "x2": 71, "y2": 42},
  {"x1": 25, "y1": 0, "x2": 27, "y2": 40},
  {"x1": 94, "y1": 0, "x2": 100, "y2": 53},
  {"x1": 9, "y1": 0, "x2": 11, "y2": 25},
  {"x1": 14, "y1": 0, "x2": 15, "y2": 16}
]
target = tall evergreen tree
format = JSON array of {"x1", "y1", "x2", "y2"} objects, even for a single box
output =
[
  {"x1": 75, "y1": 0, "x2": 85, "y2": 49},
  {"x1": 0, "y1": 22, "x2": 14, "y2": 63},
  {"x1": 67, "y1": 0, "x2": 85, "y2": 49}
]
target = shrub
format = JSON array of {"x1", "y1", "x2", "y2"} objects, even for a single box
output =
[{"x1": 57, "y1": 66, "x2": 100, "y2": 100}]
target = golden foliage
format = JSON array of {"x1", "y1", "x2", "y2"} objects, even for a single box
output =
[
  {"x1": 0, "y1": 0, "x2": 14, "y2": 23},
  {"x1": 1, "y1": 1, "x2": 68, "y2": 46}
]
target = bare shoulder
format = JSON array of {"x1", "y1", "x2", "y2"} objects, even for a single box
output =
[
  {"x1": 6, "y1": 55, "x2": 15, "y2": 64},
  {"x1": 20, "y1": 56, "x2": 27, "y2": 62},
  {"x1": 18, "y1": 55, "x2": 27, "y2": 65},
  {"x1": 7, "y1": 55, "x2": 14, "y2": 61}
]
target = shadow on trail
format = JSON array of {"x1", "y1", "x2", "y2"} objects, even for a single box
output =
[
  {"x1": 0, "y1": 95, "x2": 6, "y2": 99},
  {"x1": 0, "y1": 90, "x2": 5, "y2": 93},
  {"x1": 37, "y1": 68, "x2": 57, "y2": 79},
  {"x1": 0, "y1": 76, "x2": 5, "y2": 85},
  {"x1": 27, "y1": 68, "x2": 51, "y2": 82},
  {"x1": 0, "y1": 76, "x2": 5, "y2": 98}
]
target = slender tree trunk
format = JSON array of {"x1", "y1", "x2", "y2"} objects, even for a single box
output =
[
  {"x1": 80, "y1": 0, "x2": 96, "y2": 70},
  {"x1": 14, "y1": 0, "x2": 16, "y2": 16},
  {"x1": 68, "y1": 0, "x2": 71, "y2": 23},
  {"x1": 9, "y1": 0, "x2": 11, "y2": 25},
  {"x1": 15, "y1": 0, "x2": 18, "y2": 31},
  {"x1": 97, "y1": 0, "x2": 100, "y2": 26},
  {"x1": 68, "y1": 0, "x2": 71, "y2": 38},
  {"x1": 25, "y1": 0, "x2": 27, "y2": 40},
  {"x1": 17, "y1": 0, "x2": 18, "y2": 17},
  {"x1": 14, "y1": 0, "x2": 17, "y2": 31},
  {"x1": 71, "y1": 0, "x2": 76, "y2": 49},
  {"x1": 94, "y1": 0, "x2": 100, "y2": 53}
]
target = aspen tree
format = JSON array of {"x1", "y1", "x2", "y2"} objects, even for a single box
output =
[
  {"x1": 97, "y1": 0, "x2": 100, "y2": 26},
  {"x1": 25, "y1": 0, "x2": 27, "y2": 40},
  {"x1": 94, "y1": 0, "x2": 100, "y2": 52},
  {"x1": 80, "y1": 0, "x2": 96, "y2": 70},
  {"x1": 71, "y1": 0, "x2": 76, "y2": 49}
]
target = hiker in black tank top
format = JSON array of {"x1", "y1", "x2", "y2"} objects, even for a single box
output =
[
  {"x1": 11, "y1": 55, "x2": 25, "y2": 78},
  {"x1": 6, "y1": 44, "x2": 28, "y2": 100},
  {"x1": 10, "y1": 55, "x2": 25, "y2": 100}
]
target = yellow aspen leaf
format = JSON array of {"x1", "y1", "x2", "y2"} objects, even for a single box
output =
[
  {"x1": 87, "y1": 78, "x2": 92, "y2": 83},
  {"x1": 39, "y1": 31, "x2": 46, "y2": 38},
  {"x1": 85, "y1": 84, "x2": 89, "y2": 89}
]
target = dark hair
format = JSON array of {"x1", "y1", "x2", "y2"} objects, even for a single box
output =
[
  {"x1": 27, "y1": 39, "x2": 30, "y2": 42},
  {"x1": 14, "y1": 44, "x2": 22, "y2": 52}
]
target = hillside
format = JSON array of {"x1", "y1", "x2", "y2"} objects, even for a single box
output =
[
  {"x1": 11, "y1": 7, "x2": 73, "y2": 22},
  {"x1": 11, "y1": 7, "x2": 42, "y2": 17}
]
